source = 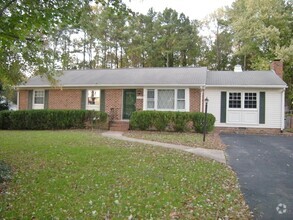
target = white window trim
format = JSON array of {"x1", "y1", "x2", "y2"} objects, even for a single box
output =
[
  {"x1": 86, "y1": 89, "x2": 100, "y2": 111},
  {"x1": 143, "y1": 88, "x2": 190, "y2": 112}
]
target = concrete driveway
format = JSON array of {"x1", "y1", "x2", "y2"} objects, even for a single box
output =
[{"x1": 221, "y1": 134, "x2": 293, "y2": 220}]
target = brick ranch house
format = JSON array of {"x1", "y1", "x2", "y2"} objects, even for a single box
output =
[{"x1": 16, "y1": 60, "x2": 287, "y2": 131}]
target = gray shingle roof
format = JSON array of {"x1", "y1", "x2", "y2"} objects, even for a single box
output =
[
  {"x1": 206, "y1": 70, "x2": 287, "y2": 88},
  {"x1": 19, "y1": 67, "x2": 287, "y2": 88},
  {"x1": 22, "y1": 67, "x2": 207, "y2": 88}
]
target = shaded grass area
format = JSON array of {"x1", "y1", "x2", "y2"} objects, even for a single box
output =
[
  {"x1": 124, "y1": 131, "x2": 226, "y2": 150},
  {"x1": 0, "y1": 130, "x2": 250, "y2": 219}
]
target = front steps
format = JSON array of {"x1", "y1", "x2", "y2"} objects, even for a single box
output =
[{"x1": 109, "y1": 121, "x2": 130, "y2": 131}]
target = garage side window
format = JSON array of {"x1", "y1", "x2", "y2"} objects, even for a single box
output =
[
  {"x1": 244, "y1": 93, "x2": 257, "y2": 109},
  {"x1": 229, "y1": 92, "x2": 241, "y2": 108}
]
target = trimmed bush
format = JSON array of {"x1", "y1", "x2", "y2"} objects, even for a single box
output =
[
  {"x1": 171, "y1": 112, "x2": 191, "y2": 132},
  {"x1": 0, "y1": 110, "x2": 107, "y2": 130},
  {"x1": 129, "y1": 111, "x2": 154, "y2": 130},
  {"x1": 152, "y1": 111, "x2": 171, "y2": 131},
  {"x1": 130, "y1": 111, "x2": 215, "y2": 133},
  {"x1": 189, "y1": 112, "x2": 216, "y2": 133}
]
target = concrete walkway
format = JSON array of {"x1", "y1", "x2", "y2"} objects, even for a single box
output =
[{"x1": 101, "y1": 131, "x2": 226, "y2": 164}]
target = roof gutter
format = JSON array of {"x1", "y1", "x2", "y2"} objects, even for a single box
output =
[
  {"x1": 206, "y1": 85, "x2": 287, "y2": 89},
  {"x1": 16, "y1": 84, "x2": 206, "y2": 89}
]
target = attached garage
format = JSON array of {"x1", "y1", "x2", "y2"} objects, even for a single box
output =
[{"x1": 205, "y1": 67, "x2": 287, "y2": 130}]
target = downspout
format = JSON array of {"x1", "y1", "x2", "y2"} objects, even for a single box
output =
[
  {"x1": 281, "y1": 88, "x2": 285, "y2": 131},
  {"x1": 200, "y1": 86, "x2": 205, "y2": 112}
]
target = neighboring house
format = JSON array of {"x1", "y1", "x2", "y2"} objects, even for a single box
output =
[{"x1": 16, "y1": 60, "x2": 287, "y2": 131}]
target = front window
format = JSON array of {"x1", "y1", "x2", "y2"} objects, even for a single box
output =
[
  {"x1": 87, "y1": 90, "x2": 100, "y2": 106},
  {"x1": 146, "y1": 89, "x2": 187, "y2": 111},
  {"x1": 244, "y1": 93, "x2": 257, "y2": 109},
  {"x1": 34, "y1": 90, "x2": 44, "y2": 104},
  {"x1": 158, "y1": 89, "x2": 174, "y2": 110},
  {"x1": 229, "y1": 92, "x2": 241, "y2": 108}
]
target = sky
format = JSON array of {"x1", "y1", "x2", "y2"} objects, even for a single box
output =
[{"x1": 123, "y1": 0, "x2": 235, "y2": 20}]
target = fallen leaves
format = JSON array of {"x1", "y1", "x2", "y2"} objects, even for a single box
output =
[{"x1": 0, "y1": 130, "x2": 251, "y2": 219}]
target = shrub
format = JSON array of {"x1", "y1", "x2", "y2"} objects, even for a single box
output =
[
  {"x1": 0, "y1": 111, "x2": 11, "y2": 130},
  {"x1": 130, "y1": 111, "x2": 215, "y2": 133},
  {"x1": 130, "y1": 111, "x2": 153, "y2": 130},
  {"x1": 189, "y1": 112, "x2": 216, "y2": 133},
  {"x1": 152, "y1": 111, "x2": 171, "y2": 131},
  {"x1": 171, "y1": 112, "x2": 191, "y2": 132},
  {"x1": 0, "y1": 110, "x2": 107, "y2": 130}
]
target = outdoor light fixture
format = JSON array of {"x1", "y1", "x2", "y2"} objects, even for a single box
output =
[{"x1": 203, "y1": 97, "x2": 209, "y2": 142}]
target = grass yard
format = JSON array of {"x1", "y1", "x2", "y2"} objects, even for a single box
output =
[
  {"x1": 124, "y1": 131, "x2": 226, "y2": 150},
  {"x1": 0, "y1": 130, "x2": 250, "y2": 219}
]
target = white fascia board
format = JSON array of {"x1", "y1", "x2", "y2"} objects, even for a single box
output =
[
  {"x1": 17, "y1": 84, "x2": 205, "y2": 89},
  {"x1": 206, "y1": 85, "x2": 287, "y2": 89}
]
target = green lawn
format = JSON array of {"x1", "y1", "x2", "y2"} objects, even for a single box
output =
[
  {"x1": 124, "y1": 131, "x2": 226, "y2": 150},
  {"x1": 0, "y1": 130, "x2": 250, "y2": 219}
]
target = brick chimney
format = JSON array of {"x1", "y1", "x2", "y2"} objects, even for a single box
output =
[{"x1": 270, "y1": 59, "x2": 283, "y2": 79}]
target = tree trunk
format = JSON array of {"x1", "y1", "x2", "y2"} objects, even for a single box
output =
[
  {"x1": 115, "y1": 43, "x2": 118, "y2": 68},
  {"x1": 120, "y1": 46, "x2": 123, "y2": 68},
  {"x1": 243, "y1": 54, "x2": 247, "y2": 71},
  {"x1": 83, "y1": 31, "x2": 86, "y2": 69}
]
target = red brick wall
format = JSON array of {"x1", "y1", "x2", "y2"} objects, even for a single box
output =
[
  {"x1": 19, "y1": 90, "x2": 29, "y2": 110},
  {"x1": 49, "y1": 89, "x2": 81, "y2": 109},
  {"x1": 105, "y1": 89, "x2": 122, "y2": 120},
  {"x1": 136, "y1": 89, "x2": 143, "y2": 111},
  {"x1": 190, "y1": 89, "x2": 201, "y2": 112},
  {"x1": 19, "y1": 88, "x2": 202, "y2": 118}
]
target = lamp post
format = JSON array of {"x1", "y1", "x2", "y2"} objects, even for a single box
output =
[{"x1": 203, "y1": 97, "x2": 209, "y2": 142}]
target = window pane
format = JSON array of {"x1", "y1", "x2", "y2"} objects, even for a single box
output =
[
  {"x1": 229, "y1": 92, "x2": 241, "y2": 108},
  {"x1": 34, "y1": 97, "x2": 43, "y2": 104},
  {"x1": 177, "y1": 100, "x2": 185, "y2": 109},
  {"x1": 147, "y1": 101, "x2": 154, "y2": 109},
  {"x1": 147, "y1": 89, "x2": 154, "y2": 98},
  {"x1": 177, "y1": 89, "x2": 185, "y2": 99},
  {"x1": 244, "y1": 93, "x2": 257, "y2": 109},
  {"x1": 87, "y1": 90, "x2": 100, "y2": 105},
  {"x1": 34, "y1": 91, "x2": 44, "y2": 104},
  {"x1": 158, "y1": 89, "x2": 174, "y2": 109}
]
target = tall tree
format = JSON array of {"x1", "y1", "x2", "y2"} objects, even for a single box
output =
[
  {"x1": 228, "y1": 0, "x2": 293, "y2": 107},
  {"x1": 0, "y1": 0, "x2": 127, "y2": 86},
  {"x1": 228, "y1": 0, "x2": 292, "y2": 70},
  {"x1": 201, "y1": 8, "x2": 234, "y2": 70}
]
